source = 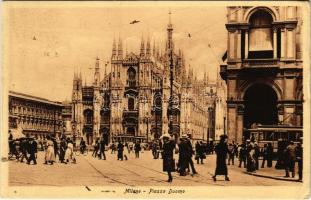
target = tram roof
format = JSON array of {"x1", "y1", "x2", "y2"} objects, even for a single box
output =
[{"x1": 246, "y1": 125, "x2": 303, "y2": 132}]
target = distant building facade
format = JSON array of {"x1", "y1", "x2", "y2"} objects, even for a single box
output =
[
  {"x1": 8, "y1": 91, "x2": 63, "y2": 137},
  {"x1": 71, "y1": 17, "x2": 211, "y2": 144},
  {"x1": 220, "y1": 6, "x2": 303, "y2": 143}
]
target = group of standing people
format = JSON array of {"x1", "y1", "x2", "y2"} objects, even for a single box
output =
[
  {"x1": 9, "y1": 133, "x2": 38, "y2": 165},
  {"x1": 44, "y1": 136, "x2": 76, "y2": 165}
]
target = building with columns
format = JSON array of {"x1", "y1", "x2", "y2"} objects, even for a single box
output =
[
  {"x1": 71, "y1": 15, "x2": 210, "y2": 144},
  {"x1": 220, "y1": 6, "x2": 303, "y2": 143},
  {"x1": 8, "y1": 91, "x2": 63, "y2": 137}
]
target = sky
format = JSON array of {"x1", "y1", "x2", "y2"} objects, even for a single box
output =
[{"x1": 5, "y1": 3, "x2": 227, "y2": 102}]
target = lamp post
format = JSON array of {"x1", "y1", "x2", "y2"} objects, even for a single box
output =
[{"x1": 168, "y1": 45, "x2": 174, "y2": 138}]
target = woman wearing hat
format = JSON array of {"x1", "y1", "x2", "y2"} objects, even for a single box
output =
[
  {"x1": 44, "y1": 135, "x2": 56, "y2": 165},
  {"x1": 161, "y1": 133, "x2": 176, "y2": 182},
  {"x1": 212, "y1": 134, "x2": 230, "y2": 181}
]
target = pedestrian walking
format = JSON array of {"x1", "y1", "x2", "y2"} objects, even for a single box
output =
[
  {"x1": 186, "y1": 136, "x2": 197, "y2": 175},
  {"x1": 59, "y1": 137, "x2": 67, "y2": 163},
  {"x1": 212, "y1": 134, "x2": 230, "y2": 181},
  {"x1": 19, "y1": 138, "x2": 28, "y2": 163},
  {"x1": 284, "y1": 141, "x2": 296, "y2": 178},
  {"x1": 92, "y1": 139, "x2": 100, "y2": 157},
  {"x1": 238, "y1": 143, "x2": 247, "y2": 168},
  {"x1": 246, "y1": 143, "x2": 256, "y2": 172},
  {"x1": 227, "y1": 143, "x2": 235, "y2": 165},
  {"x1": 178, "y1": 135, "x2": 189, "y2": 176},
  {"x1": 26, "y1": 136, "x2": 37, "y2": 165},
  {"x1": 161, "y1": 133, "x2": 176, "y2": 182},
  {"x1": 98, "y1": 138, "x2": 106, "y2": 160},
  {"x1": 111, "y1": 143, "x2": 116, "y2": 154},
  {"x1": 195, "y1": 141, "x2": 205, "y2": 164},
  {"x1": 234, "y1": 142, "x2": 239, "y2": 158},
  {"x1": 79, "y1": 138, "x2": 87, "y2": 154},
  {"x1": 52, "y1": 137, "x2": 59, "y2": 160},
  {"x1": 266, "y1": 143, "x2": 273, "y2": 167},
  {"x1": 152, "y1": 140, "x2": 158, "y2": 159},
  {"x1": 254, "y1": 142, "x2": 260, "y2": 170},
  {"x1": 134, "y1": 141, "x2": 141, "y2": 158},
  {"x1": 64, "y1": 138, "x2": 76, "y2": 164},
  {"x1": 117, "y1": 141, "x2": 124, "y2": 161},
  {"x1": 295, "y1": 142, "x2": 302, "y2": 181},
  {"x1": 261, "y1": 144, "x2": 268, "y2": 168},
  {"x1": 44, "y1": 135, "x2": 56, "y2": 165}
]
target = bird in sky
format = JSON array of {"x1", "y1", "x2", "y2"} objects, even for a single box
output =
[
  {"x1": 33, "y1": 36, "x2": 37, "y2": 40},
  {"x1": 129, "y1": 20, "x2": 140, "y2": 24},
  {"x1": 188, "y1": 33, "x2": 191, "y2": 38}
]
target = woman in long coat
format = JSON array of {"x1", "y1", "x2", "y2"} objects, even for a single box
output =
[
  {"x1": 246, "y1": 143, "x2": 256, "y2": 172},
  {"x1": 64, "y1": 138, "x2": 76, "y2": 164},
  {"x1": 212, "y1": 134, "x2": 230, "y2": 181},
  {"x1": 44, "y1": 135, "x2": 56, "y2": 165},
  {"x1": 161, "y1": 134, "x2": 176, "y2": 182}
]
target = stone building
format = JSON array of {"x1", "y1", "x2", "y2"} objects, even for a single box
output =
[
  {"x1": 71, "y1": 16, "x2": 209, "y2": 144},
  {"x1": 8, "y1": 91, "x2": 63, "y2": 137},
  {"x1": 220, "y1": 6, "x2": 303, "y2": 143}
]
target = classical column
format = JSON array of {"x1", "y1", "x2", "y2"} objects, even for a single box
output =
[
  {"x1": 281, "y1": 28, "x2": 285, "y2": 58},
  {"x1": 237, "y1": 30, "x2": 241, "y2": 59},
  {"x1": 236, "y1": 104, "x2": 244, "y2": 143},
  {"x1": 245, "y1": 30, "x2": 249, "y2": 59},
  {"x1": 273, "y1": 28, "x2": 277, "y2": 58}
]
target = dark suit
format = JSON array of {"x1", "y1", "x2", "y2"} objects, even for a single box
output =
[{"x1": 26, "y1": 140, "x2": 37, "y2": 164}]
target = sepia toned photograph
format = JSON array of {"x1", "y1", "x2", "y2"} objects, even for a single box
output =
[{"x1": 1, "y1": 1, "x2": 310, "y2": 198}]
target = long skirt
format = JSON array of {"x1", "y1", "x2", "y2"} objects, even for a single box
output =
[
  {"x1": 45, "y1": 146, "x2": 56, "y2": 162},
  {"x1": 64, "y1": 148, "x2": 75, "y2": 161},
  {"x1": 215, "y1": 155, "x2": 228, "y2": 175}
]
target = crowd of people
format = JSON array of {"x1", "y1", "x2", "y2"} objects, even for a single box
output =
[
  {"x1": 8, "y1": 133, "x2": 78, "y2": 165},
  {"x1": 9, "y1": 130, "x2": 303, "y2": 183}
]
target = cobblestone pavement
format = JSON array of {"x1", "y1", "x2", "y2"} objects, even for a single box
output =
[{"x1": 9, "y1": 150, "x2": 302, "y2": 186}]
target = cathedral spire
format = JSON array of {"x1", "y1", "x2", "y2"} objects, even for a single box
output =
[
  {"x1": 112, "y1": 37, "x2": 116, "y2": 57},
  {"x1": 140, "y1": 35, "x2": 145, "y2": 57},
  {"x1": 166, "y1": 9, "x2": 174, "y2": 53},
  {"x1": 117, "y1": 37, "x2": 123, "y2": 58},
  {"x1": 153, "y1": 40, "x2": 156, "y2": 56},
  {"x1": 94, "y1": 57, "x2": 100, "y2": 87},
  {"x1": 146, "y1": 36, "x2": 151, "y2": 57}
]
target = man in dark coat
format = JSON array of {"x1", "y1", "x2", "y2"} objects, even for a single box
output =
[
  {"x1": 162, "y1": 134, "x2": 175, "y2": 182},
  {"x1": 19, "y1": 138, "x2": 28, "y2": 163},
  {"x1": 266, "y1": 143, "x2": 273, "y2": 167},
  {"x1": 79, "y1": 138, "x2": 86, "y2": 154},
  {"x1": 213, "y1": 135, "x2": 230, "y2": 181},
  {"x1": 238, "y1": 143, "x2": 247, "y2": 168},
  {"x1": 261, "y1": 144, "x2": 268, "y2": 168},
  {"x1": 98, "y1": 138, "x2": 106, "y2": 160},
  {"x1": 195, "y1": 141, "x2": 204, "y2": 164},
  {"x1": 295, "y1": 142, "x2": 302, "y2": 181},
  {"x1": 117, "y1": 141, "x2": 124, "y2": 161},
  {"x1": 59, "y1": 137, "x2": 67, "y2": 163},
  {"x1": 134, "y1": 141, "x2": 141, "y2": 158},
  {"x1": 284, "y1": 141, "x2": 296, "y2": 178},
  {"x1": 178, "y1": 136, "x2": 189, "y2": 176},
  {"x1": 26, "y1": 137, "x2": 37, "y2": 165},
  {"x1": 52, "y1": 137, "x2": 59, "y2": 160}
]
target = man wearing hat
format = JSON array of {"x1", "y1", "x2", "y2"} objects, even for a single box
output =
[
  {"x1": 26, "y1": 136, "x2": 37, "y2": 165},
  {"x1": 178, "y1": 134, "x2": 189, "y2": 176}
]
